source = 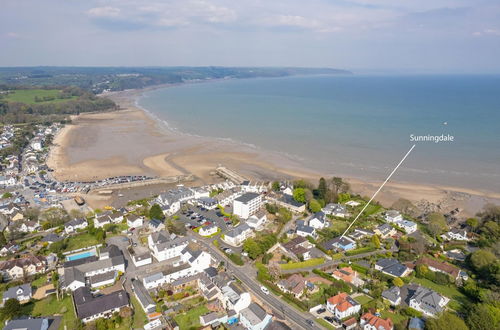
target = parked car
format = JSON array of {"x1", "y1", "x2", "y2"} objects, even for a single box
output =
[{"x1": 260, "y1": 286, "x2": 269, "y2": 295}]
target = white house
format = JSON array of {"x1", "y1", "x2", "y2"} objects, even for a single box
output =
[
  {"x1": 296, "y1": 224, "x2": 317, "y2": 239},
  {"x1": 409, "y1": 286, "x2": 449, "y2": 317},
  {"x1": 308, "y1": 211, "x2": 328, "y2": 229},
  {"x1": 223, "y1": 224, "x2": 254, "y2": 246},
  {"x1": 127, "y1": 214, "x2": 144, "y2": 228},
  {"x1": 0, "y1": 176, "x2": 16, "y2": 187},
  {"x1": 322, "y1": 204, "x2": 348, "y2": 218},
  {"x1": 30, "y1": 138, "x2": 42, "y2": 151},
  {"x1": 233, "y1": 193, "x2": 263, "y2": 219},
  {"x1": 65, "y1": 218, "x2": 88, "y2": 234},
  {"x1": 19, "y1": 221, "x2": 40, "y2": 233},
  {"x1": 246, "y1": 210, "x2": 267, "y2": 230},
  {"x1": 199, "y1": 225, "x2": 218, "y2": 237},
  {"x1": 384, "y1": 210, "x2": 403, "y2": 223},
  {"x1": 2, "y1": 284, "x2": 32, "y2": 303},
  {"x1": 326, "y1": 293, "x2": 361, "y2": 319},
  {"x1": 396, "y1": 220, "x2": 417, "y2": 234},
  {"x1": 131, "y1": 251, "x2": 153, "y2": 267},
  {"x1": 239, "y1": 303, "x2": 272, "y2": 330},
  {"x1": 148, "y1": 231, "x2": 189, "y2": 262},
  {"x1": 447, "y1": 228, "x2": 469, "y2": 241},
  {"x1": 221, "y1": 282, "x2": 251, "y2": 314}
]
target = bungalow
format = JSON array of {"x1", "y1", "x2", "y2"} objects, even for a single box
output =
[
  {"x1": 40, "y1": 233, "x2": 62, "y2": 245},
  {"x1": 277, "y1": 274, "x2": 306, "y2": 298},
  {"x1": 2, "y1": 284, "x2": 32, "y2": 303},
  {"x1": 360, "y1": 313, "x2": 394, "y2": 330},
  {"x1": 349, "y1": 228, "x2": 374, "y2": 240},
  {"x1": 223, "y1": 223, "x2": 254, "y2": 246},
  {"x1": 323, "y1": 236, "x2": 356, "y2": 252},
  {"x1": 409, "y1": 286, "x2": 449, "y2": 317},
  {"x1": 326, "y1": 292, "x2": 361, "y2": 319},
  {"x1": 384, "y1": 210, "x2": 403, "y2": 223},
  {"x1": 279, "y1": 236, "x2": 316, "y2": 261},
  {"x1": 308, "y1": 211, "x2": 328, "y2": 229},
  {"x1": 375, "y1": 259, "x2": 411, "y2": 277},
  {"x1": 374, "y1": 224, "x2": 397, "y2": 239},
  {"x1": 416, "y1": 257, "x2": 462, "y2": 281},
  {"x1": 296, "y1": 224, "x2": 317, "y2": 239},
  {"x1": 265, "y1": 194, "x2": 306, "y2": 213},
  {"x1": 345, "y1": 200, "x2": 361, "y2": 207},
  {"x1": 239, "y1": 303, "x2": 272, "y2": 330},
  {"x1": 127, "y1": 214, "x2": 144, "y2": 228},
  {"x1": 331, "y1": 267, "x2": 365, "y2": 287},
  {"x1": 199, "y1": 224, "x2": 218, "y2": 237},
  {"x1": 200, "y1": 312, "x2": 228, "y2": 327},
  {"x1": 447, "y1": 228, "x2": 469, "y2": 241},
  {"x1": 382, "y1": 286, "x2": 401, "y2": 306},
  {"x1": 322, "y1": 203, "x2": 348, "y2": 218},
  {"x1": 396, "y1": 220, "x2": 417, "y2": 234},
  {"x1": 4, "y1": 318, "x2": 50, "y2": 330},
  {"x1": 65, "y1": 218, "x2": 88, "y2": 234}
]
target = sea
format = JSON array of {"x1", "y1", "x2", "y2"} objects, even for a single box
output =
[{"x1": 138, "y1": 74, "x2": 500, "y2": 192}]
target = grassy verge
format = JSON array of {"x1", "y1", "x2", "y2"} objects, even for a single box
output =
[
  {"x1": 280, "y1": 258, "x2": 325, "y2": 270},
  {"x1": 130, "y1": 295, "x2": 148, "y2": 328},
  {"x1": 316, "y1": 318, "x2": 336, "y2": 329}
]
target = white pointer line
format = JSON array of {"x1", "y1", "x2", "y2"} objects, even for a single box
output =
[{"x1": 340, "y1": 144, "x2": 416, "y2": 238}]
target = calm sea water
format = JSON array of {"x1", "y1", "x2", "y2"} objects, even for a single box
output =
[{"x1": 139, "y1": 75, "x2": 500, "y2": 191}]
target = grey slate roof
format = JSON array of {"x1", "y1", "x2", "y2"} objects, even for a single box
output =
[
  {"x1": 234, "y1": 192, "x2": 260, "y2": 204},
  {"x1": 41, "y1": 233, "x2": 62, "y2": 243},
  {"x1": 89, "y1": 271, "x2": 116, "y2": 286},
  {"x1": 376, "y1": 258, "x2": 408, "y2": 277},
  {"x1": 4, "y1": 318, "x2": 49, "y2": 330},
  {"x1": 73, "y1": 287, "x2": 129, "y2": 319},
  {"x1": 225, "y1": 223, "x2": 251, "y2": 238},
  {"x1": 132, "y1": 279, "x2": 156, "y2": 313},
  {"x1": 3, "y1": 283, "x2": 32, "y2": 300},
  {"x1": 240, "y1": 303, "x2": 268, "y2": 325},
  {"x1": 296, "y1": 224, "x2": 315, "y2": 234},
  {"x1": 382, "y1": 286, "x2": 401, "y2": 303},
  {"x1": 410, "y1": 286, "x2": 445, "y2": 315}
]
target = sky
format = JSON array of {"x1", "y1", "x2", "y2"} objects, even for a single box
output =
[{"x1": 1, "y1": 0, "x2": 500, "y2": 73}]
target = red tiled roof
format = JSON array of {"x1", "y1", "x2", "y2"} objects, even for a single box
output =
[
  {"x1": 417, "y1": 257, "x2": 460, "y2": 278},
  {"x1": 361, "y1": 313, "x2": 393, "y2": 330}
]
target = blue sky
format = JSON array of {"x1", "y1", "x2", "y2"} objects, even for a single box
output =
[{"x1": 1, "y1": 0, "x2": 500, "y2": 73}]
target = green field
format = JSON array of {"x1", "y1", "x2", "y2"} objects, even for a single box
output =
[
  {"x1": 280, "y1": 258, "x2": 325, "y2": 270},
  {"x1": 4, "y1": 89, "x2": 77, "y2": 104},
  {"x1": 173, "y1": 305, "x2": 209, "y2": 329}
]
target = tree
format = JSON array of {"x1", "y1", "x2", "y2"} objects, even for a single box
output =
[
  {"x1": 271, "y1": 181, "x2": 280, "y2": 192},
  {"x1": 393, "y1": 277, "x2": 404, "y2": 287},
  {"x1": 337, "y1": 193, "x2": 351, "y2": 204},
  {"x1": 467, "y1": 303, "x2": 498, "y2": 330},
  {"x1": 0, "y1": 298, "x2": 21, "y2": 321},
  {"x1": 308, "y1": 199, "x2": 322, "y2": 213},
  {"x1": 149, "y1": 204, "x2": 165, "y2": 220},
  {"x1": 331, "y1": 177, "x2": 343, "y2": 195},
  {"x1": 318, "y1": 178, "x2": 328, "y2": 201},
  {"x1": 426, "y1": 313, "x2": 468, "y2": 330},
  {"x1": 293, "y1": 188, "x2": 306, "y2": 203},
  {"x1": 427, "y1": 212, "x2": 448, "y2": 237},
  {"x1": 371, "y1": 235, "x2": 381, "y2": 249},
  {"x1": 466, "y1": 218, "x2": 479, "y2": 231},
  {"x1": 243, "y1": 239, "x2": 262, "y2": 259}
]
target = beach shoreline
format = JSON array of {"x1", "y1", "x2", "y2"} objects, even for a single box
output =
[{"x1": 46, "y1": 86, "x2": 500, "y2": 216}]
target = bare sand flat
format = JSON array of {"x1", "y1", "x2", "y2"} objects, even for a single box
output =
[{"x1": 47, "y1": 88, "x2": 500, "y2": 216}]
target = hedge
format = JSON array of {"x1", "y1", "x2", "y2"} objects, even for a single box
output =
[
  {"x1": 279, "y1": 258, "x2": 324, "y2": 270},
  {"x1": 345, "y1": 246, "x2": 376, "y2": 256}
]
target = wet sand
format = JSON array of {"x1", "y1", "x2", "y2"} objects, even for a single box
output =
[{"x1": 47, "y1": 88, "x2": 500, "y2": 216}]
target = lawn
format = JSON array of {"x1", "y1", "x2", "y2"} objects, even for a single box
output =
[
  {"x1": 380, "y1": 309, "x2": 408, "y2": 325},
  {"x1": 174, "y1": 305, "x2": 208, "y2": 329},
  {"x1": 31, "y1": 295, "x2": 78, "y2": 329},
  {"x1": 411, "y1": 277, "x2": 468, "y2": 309},
  {"x1": 280, "y1": 258, "x2": 325, "y2": 270},
  {"x1": 353, "y1": 294, "x2": 373, "y2": 305},
  {"x1": 130, "y1": 295, "x2": 148, "y2": 328},
  {"x1": 4, "y1": 89, "x2": 77, "y2": 104},
  {"x1": 64, "y1": 233, "x2": 100, "y2": 252},
  {"x1": 330, "y1": 219, "x2": 349, "y2": 233},
  {"x1": 31, "y1": 275, "x2": 48, "y2": 288}
]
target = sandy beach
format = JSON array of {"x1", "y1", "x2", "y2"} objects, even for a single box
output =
[{"x1": 47, "y1": 88, "x2": 500, "y2": 216}]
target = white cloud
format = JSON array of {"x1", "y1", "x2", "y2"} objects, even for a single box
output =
[
  {"x1": 4, "y1": 32, "x2": 20, "y2": 38},
  {"x1": 87, "y1": 6, "x2": 121, "y2": 18},
  {"x1": 473, "y1": 28, "x2": 500, "y2": 36}
]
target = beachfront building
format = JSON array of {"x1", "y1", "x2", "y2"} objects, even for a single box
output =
[
  {"x1": 396, "y1": 219, "x2": 417, "y2": 234},
  {"x1": 233, "y1": 192, "x2": 263, "y2": 219},
  {"x1": 265, "y1": 193, "x2": 306, "y2": 213}
]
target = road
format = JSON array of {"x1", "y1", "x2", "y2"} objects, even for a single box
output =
[{"x1": 190, "y1": 232, "x2": 319, "y2": 330}]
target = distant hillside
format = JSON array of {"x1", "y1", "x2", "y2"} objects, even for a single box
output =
[
  {"x1": 0, "y1": 86, "x2": 116, "y2": 124},
  {"x1": 0, "y1": 66, "x2": 352, "y2": 93}
]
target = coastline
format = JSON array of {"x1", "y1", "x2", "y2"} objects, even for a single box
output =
[{"x1": 47, "y1": 86, "x2": 500, "y2": 216}]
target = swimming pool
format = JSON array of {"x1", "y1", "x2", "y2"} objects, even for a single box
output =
[{"x1": 66, "y1": 251, "x2": 95, "y2": 261}]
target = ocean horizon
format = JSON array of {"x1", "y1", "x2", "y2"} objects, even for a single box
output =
[{"x1": 138, "y1": 74, "x2": 500, "y2": 192}]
